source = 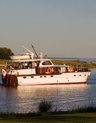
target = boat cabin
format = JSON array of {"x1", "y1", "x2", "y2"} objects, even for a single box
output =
[{"x1": 6, "y1": 58, "x2": 63, "y2": 75}]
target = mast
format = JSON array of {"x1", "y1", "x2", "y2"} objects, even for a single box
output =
[
  {"x1": 31, "y1": 44, "x2": 39, "y2": 58},
  {"x1": 22, "y1": 46, "x2": 33, "y2": 54}
]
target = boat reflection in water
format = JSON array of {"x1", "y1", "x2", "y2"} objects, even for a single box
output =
[{"x1": 0, "y1": 79, "x2": 96, "y2": 113}]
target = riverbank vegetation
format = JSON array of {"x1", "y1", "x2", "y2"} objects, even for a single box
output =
[
  {"x1": 0, "y1": 47, "x2": 14, "y2": 59},
  {"x1": 52, "y1": 60, "x2": 96, "y2": 68}
]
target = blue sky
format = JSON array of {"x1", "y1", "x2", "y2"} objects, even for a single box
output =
[{"x1": 0, "y1": 0, "x2": 96, "y2": 58}]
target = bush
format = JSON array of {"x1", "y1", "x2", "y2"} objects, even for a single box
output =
[
  {"x1": 38, "y1": 100, "x2": 52, "y2": 113},
  {"x1": 0, "y1": 47, "x2": 14, "y2": 59}
]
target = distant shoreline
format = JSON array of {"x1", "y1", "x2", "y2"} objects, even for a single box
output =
[{"x1": 50, "y1": 57, "x2": 96, "y2": 63}]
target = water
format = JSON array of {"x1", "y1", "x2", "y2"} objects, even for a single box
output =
[{"x1": 0, "y1": 69, "x2": 96, "y2": 113}]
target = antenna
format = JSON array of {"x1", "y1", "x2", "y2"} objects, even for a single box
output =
[
  {"x1": 22, "y1": 46, "x2": 33, "y2": 54},
  {"x1": 31, "y1": 44, "x2": 39, "y2": 58}
]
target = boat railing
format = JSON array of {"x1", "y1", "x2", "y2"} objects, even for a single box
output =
[
  {"x1": 5, "y1": 65, "x2": 90, "y2": 76},
  {"x1": 38, "y1": 66, "x2": 90, "y2": 75}
]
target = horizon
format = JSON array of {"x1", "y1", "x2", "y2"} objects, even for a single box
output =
[{"x1": 1, "y1": 46, "x2": 96, "y2": 59}]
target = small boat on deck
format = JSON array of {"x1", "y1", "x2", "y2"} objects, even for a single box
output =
[{"x1": 1, "y1": 46, "x2": 91, "y2": 86}]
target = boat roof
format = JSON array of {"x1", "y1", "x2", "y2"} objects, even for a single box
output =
[{"x1": 8, "y1": 58, "x2": 52, "y2": 63}]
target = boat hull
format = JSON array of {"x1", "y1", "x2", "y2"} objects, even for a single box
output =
[{"x1": 17, "y1": 72, "x2": 90, "y2": 86}]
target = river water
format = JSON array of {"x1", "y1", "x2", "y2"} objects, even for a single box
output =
[{"x1": 0, "y1": 69, "x2": 96, "y2": 113}]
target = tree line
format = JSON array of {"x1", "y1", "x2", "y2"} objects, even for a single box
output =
[{"x1": 0, "y1": 47, "x2": 14, "y2": 60}]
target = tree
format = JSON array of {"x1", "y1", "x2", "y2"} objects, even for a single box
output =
[{"x1": 0, "y1": 47, "x2": 14, "y2": 59}]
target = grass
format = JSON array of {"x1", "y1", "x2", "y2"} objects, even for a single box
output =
[
  {"x1": 1, "y1": 105, "x2": 96, "y2": 123},
  {"x1": 0, "y1": 112, "x2": 96, "y2": 123},
  {"x1": 52, "y1": 60, "x2": 96, "y2": 68},
  {"x1": 0, "y1": 59, "x2": 7, "y2": 71},
  {"x1": 0, "y1": 59, "x2": 7, "y2": 64}
]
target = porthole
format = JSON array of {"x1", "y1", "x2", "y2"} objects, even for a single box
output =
[
  {"x1": 23, "y1": 76, "x2": 26, "y2": 78},
  {"x1": 51, "y1": 75, "x2": 53, "y2": 77}
]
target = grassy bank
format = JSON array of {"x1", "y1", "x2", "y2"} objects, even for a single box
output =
[
  {"x1": 0, "y1": 112, "x2": 96, "y2": 123},
  {"x1": 0, "y1": 105, "x2": 96, "y2": 123},
  {"x1": 52, "y1": 60, "x2": 96, "y2": 68},
  {"x1": 0, "y1": 59, "x2": 7, "y2": 71}
]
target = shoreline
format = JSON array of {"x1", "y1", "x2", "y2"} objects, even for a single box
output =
[{"x1": 0, "y1": 111, "x2": 96, "y2": 123}]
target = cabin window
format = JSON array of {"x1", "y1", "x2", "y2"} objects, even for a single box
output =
[
  {"x1": 28, "y1": 62, "x2": 32, "y2": 68},
  {"x1": 32, "y1": 61, "x2": 40, "y2": 68},
  {"x1": 42, "y1": 61, "x2": 52, "y2": 65},
  {"x1": 17, "y1": 62, "x2": 32, "y2": 69},
  {"x1": 53, "y1": 67, "x2": 60, "y2": 73},
  {"x1": 17, "y1": 62, "x2": 25, "y2": 69},
  {"x1": 32, "y1": 62, "x2": 36, "y2": 68},
  {"x1": 21, "y1": 62, "x2": 27, "y2": 69}
]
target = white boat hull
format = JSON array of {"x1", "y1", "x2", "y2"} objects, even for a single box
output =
[{"x1": 17, "y1": 72, "x2": 90, "y2": 85}]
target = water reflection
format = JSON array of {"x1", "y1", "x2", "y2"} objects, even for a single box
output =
[
  {"x1": 0, "y1": 84, "x2": 94, "y2": 113},
  {"x1": 0, "y1": 69, "x2": 96, "y2": 113}
]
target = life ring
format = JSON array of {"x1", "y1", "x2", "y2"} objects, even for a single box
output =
[
  {"x1": 1, "y1": 68, "x2": 6, "y2": 79},
  {"x1": 46, "y1": 67, "x2": 52, "y2": 73},
  {"x1": 68, "y1": 67, "x2": 74, "y2": 72}
]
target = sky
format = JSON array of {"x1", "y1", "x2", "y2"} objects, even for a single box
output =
[{"x1": 0, "y1": 0, "x2": 96, "y2": 58}]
